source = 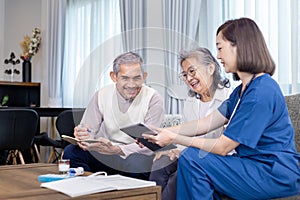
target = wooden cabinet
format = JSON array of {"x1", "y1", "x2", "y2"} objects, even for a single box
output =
[{"x1": 0, "y1": 81, "x2": 40, "y2": 107}]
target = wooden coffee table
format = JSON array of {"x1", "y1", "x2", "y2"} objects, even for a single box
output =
[{"x1": 0, "y1": 163, "x2": 161, "y2": 200}]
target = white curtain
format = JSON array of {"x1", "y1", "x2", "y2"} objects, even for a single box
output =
[
  {"x1": 163, "y1": 0, "x2": 203, "y2": 114},
  {"x1": 62, "y1": 0, "x2": 121, "y2": 108},
  {"x1": 220, "y1": 0, "x2": 300, "y2": 95},
  {"x1": 163, "y1": 0, "x2": 300, "y2": 114},
  {"x1": 290, "y1": 0, "x2": 300, "y2": 94},
  {"x1": 40, "y1": 0, "x2": 67, "y2": 162},
  {"x1": 119, "y1": 0, "x2": 147, "y2": 64},
  {"x1": 45, "y1": 0, "x2": 67, "y2": 107}
]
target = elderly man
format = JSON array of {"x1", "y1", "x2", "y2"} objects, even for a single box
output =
[{"x1": 63, "y1": 52, "x2": 164, "y2": 180}]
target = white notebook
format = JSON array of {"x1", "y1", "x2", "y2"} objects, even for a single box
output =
[
  {"x1": 61, "y1": 135, "x2": 99, "y2": 145},
  {"x1": 41, "y1": 174, "x2": 156, "y2": 198}
]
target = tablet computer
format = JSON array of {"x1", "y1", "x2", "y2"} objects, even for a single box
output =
[{"x1": 120, "y1": 123, "x2": 176, "y2": 151}]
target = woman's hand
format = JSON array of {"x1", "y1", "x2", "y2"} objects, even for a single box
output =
[
  {"x1": 135, "y1": 139, "x2": 145, "y2": 148},
  {"x1": 154, "y1": 149, "x2": 181, "y2": 161},
  {"x1": 142, "y1": 127, "x2": 177, "y2": 147}
]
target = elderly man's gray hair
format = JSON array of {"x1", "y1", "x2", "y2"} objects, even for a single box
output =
[{"x1": 113, "y1": 52, "x2": 144, "y2": 74}]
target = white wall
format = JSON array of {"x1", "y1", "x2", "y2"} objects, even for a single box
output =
[
  {"x1": 3, "y1": 0, "x2": 41, "y2": 80},
  {"x1": 2, "y1": 0, "x2": 48, "y2": 106}
]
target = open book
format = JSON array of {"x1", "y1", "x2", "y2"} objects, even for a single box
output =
[
  {"x1": 61, "y1": 135, "x2": 99, "y2": 145},
  {"x1": 41, "y1": 174, "x2": 156, "y2": 197}
]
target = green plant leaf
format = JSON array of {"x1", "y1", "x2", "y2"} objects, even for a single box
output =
[{"x1": 1, "y1": 95, "x2": 9, "y2": 106}]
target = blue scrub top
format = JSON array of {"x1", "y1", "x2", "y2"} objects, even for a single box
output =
[{"x1": 218, "y1": 74, "x2": 300, "y2": 173}]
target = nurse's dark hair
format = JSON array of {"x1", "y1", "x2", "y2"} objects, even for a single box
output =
[
  {"x1": 113, "y1": 52, "x2": 144, "y2": 74},
  {"x1": 216, "y1": 17, "x2": 275, "y2": 81},
  {"x1": 179, "y1": 47, "x2": 230, "y2": 99}
]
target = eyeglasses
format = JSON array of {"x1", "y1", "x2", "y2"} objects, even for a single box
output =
[{"x1": 178, "y1": 66, "x2": 197, "y2": 80}]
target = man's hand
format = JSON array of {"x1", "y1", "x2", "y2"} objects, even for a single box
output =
[
  {"x1": 74, "y1": 125, "x2": 92, "y2": 140},
  {"x1": 78, "y1": 137, "x2": 124, "y2": 155}
]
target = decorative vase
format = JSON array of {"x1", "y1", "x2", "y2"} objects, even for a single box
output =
[{"x1": 22, "y1": 60, "x2": 32, "y2": 82}]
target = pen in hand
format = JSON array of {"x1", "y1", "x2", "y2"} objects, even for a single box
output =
[{"x1": 75, "y1": 124, "x2": 93, "y2": 140}]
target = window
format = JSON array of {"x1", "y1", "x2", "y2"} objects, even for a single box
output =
[
  {"x1": 62, "y1": 0, "x2": 121, "y2": 107},
  {"x1": 222, "y1": 0, "x2": 300, "y2": 94}
]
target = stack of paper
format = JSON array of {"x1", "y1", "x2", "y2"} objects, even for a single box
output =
[{"x1": 41, "y1": 174, "x2": 156, "y2": 197}]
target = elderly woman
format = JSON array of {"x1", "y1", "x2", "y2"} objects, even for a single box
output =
[{"x1": 149, "y1": 47, "x2": 231, "y2": 200}]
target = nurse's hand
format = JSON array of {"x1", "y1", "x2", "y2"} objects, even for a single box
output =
[{"x1": 142, "y1": 127, "x2": 177, "y2": 147}]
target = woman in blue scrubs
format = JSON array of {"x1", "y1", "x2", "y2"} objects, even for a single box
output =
[{"x1": 143, "y1": 18, "x2": 300, "y2": 199}]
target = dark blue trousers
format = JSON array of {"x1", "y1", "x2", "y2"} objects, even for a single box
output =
[
  {"x1": 63, "y1": 144, "x2": 154, "y2": 180},
  {"x1": 177, "y1": 147, "x2": 300, "y2": 200}
]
